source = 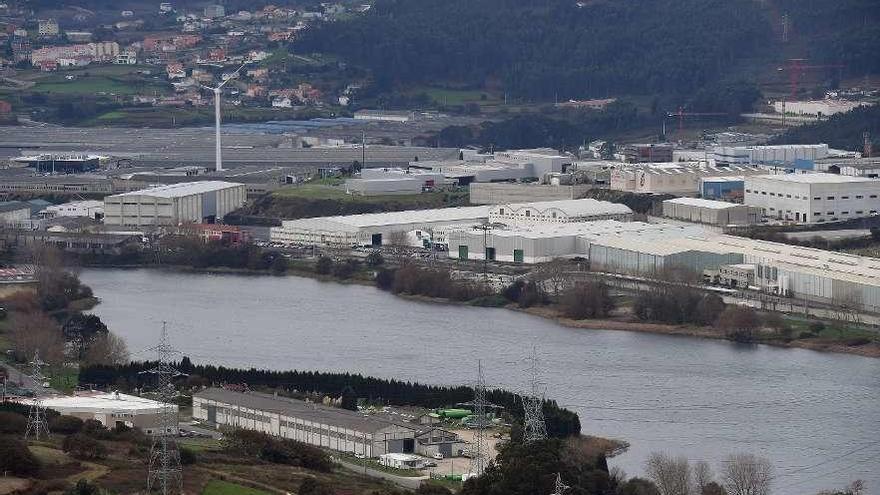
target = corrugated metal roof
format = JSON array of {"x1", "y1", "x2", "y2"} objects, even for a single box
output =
[
  {"x1": 108, "y1": 181, "x2": 244, "y2": 199},
  {"x1": 195, "y1": 388, "x2": 422, "y2": 434}
]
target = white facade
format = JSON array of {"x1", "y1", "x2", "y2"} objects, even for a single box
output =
[
  {"x1": 610, "y1": 162, "x2": 765, "y2": 195},
  {"x1": 712, "y1": 145, "x2": 829, "y2": 166},
  {"x1": 744, "y1": 173, "x2": 880, "y2": 223},
  {"x1": 379, "y1": 453, "x2": 427, "y2": 470},
  {"x1": 40, "y1": 200, "x2": 104, "y2": 219},
  {"x1": 25, "y1": 391, "x2": 174, "y2": 435},
  {"x1": 492, "y1": 149, "x2": 570, "y2": 178},
  {"x1": 772, "y1": 99, "x2": 870, "y2": 117},
  {"x1": 345, "y1": 177, "x2": 424, "y2": 196},
  {"x1": 469, "y1": 182, "x2": 590, "y2": 205},
  {"x1": 488, "y1": 199, "x2": 632, "y2": 226},
  {"x1": 103, "y1": 181, "x2": 246, "y2": 227},
  {"x1": 353, "y1": 110, "x2": 412, "y2": 122}
]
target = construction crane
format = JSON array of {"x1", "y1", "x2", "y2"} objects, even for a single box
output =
[
  {"x1": 666, "y1": 107, "x2": 728, "y2": 132},
  {"x1": 777, "y1": 58, "x2": 845, "y2": 99}
]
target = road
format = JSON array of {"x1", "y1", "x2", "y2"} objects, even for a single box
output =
[{"x1": 334, "y1": 457, "x2": 428, "y2": 490}]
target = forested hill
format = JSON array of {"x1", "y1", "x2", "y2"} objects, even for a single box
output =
[
  {"x1": 296, "y1": 0, "x2": 771, "y2": 100},
  {"x1": 296, "y1": 0, "x2": 880, "y2": 102},
  {"x1": 769, "y1": 105, "x2": 880, "y2": 152}
]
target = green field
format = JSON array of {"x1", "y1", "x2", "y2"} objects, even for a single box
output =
[
  {"x1": 201, "y1": 480, "x2": 272, "y2": 495},
  {"x1": 33, "y1": 76, "x2": 167, "y2": 96}
]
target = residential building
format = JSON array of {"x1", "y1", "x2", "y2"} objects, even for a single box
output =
[{"x1": 744, "y1": 173, "x2": 880, "y2": 223}]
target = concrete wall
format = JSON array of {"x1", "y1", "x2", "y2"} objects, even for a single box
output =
[
  {"x1": 469, "y1": 183, "x2": 590, "y2": 204},
  {"x1": 744, "y1": 177, "x2": 880, "y2": 223}
]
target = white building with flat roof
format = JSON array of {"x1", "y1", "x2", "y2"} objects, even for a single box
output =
[
  {"x1": 744, "y1": 173, "x2": 880, "y2": 223},
  {"x1": 103, "y1": 181, "x2": 246, "y2": 227},
  {"x1": 39, "y1": 200, "x2": 104, "y2": 219},
  {"x1": 713, "y1": 145, "x2": 829, "y2": 165},
  {"x1": 610, "y1": 162, "x2": 765, "y2": 195},
  {"x1": 23, "y1": 391, "x2": 175, "y2": 435},
  {"x1": 488, "y1": 199, "x2": 632, "y2": 226},
  {"x1": 662, "y1": 197, "x2": 761, "y2": 226}
]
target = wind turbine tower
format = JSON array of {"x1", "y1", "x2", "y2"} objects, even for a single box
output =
[{"x1": 200, "y1": 62, "x2": 251, "y2": 172}]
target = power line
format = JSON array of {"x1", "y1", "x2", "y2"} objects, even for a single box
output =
[
  {"x1": 777, "y1": 440, "x2": 880, "y2": 478},
  {"x1": 24, "y1": 351, "x2": 49, "y2": 441},
  {"x1": 141, "y1": 322, "x2": 186, "y2": 495}
]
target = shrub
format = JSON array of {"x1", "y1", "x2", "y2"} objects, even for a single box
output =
[
  {"x1": 222, "y1": 428, "x2": 332, "y2": 472},
  {"x1": 315, "y1": 256, "x2": 333, "y2": 275},
  {"x1": 64, "y1": 479, "x2": 101, "y2": 495},
  {"x1": 798, "y1": 331, "x2": 817, "y2": 339},
  {"x1": 270, "y1": 256, "x2": 288, "y2": 275},
  {"x1": 561, "y1": 281, "x2": 614, "y2": 319},
  {"x1": 808, "y1": 321, "x2": 826, "y2": 333},
  {"x1": 332, "y1": 259, "x2": 361, "y2": 279},
  {"x1": 62, "y1": 433, "x2": 108, "y2": 460},
  {"x1": 81, "y1": 419, "x2": 112, "y2": 439},
  {"x1": 0, "y1": 411, "x2": 26, "y2": 434},
  {"x1": 845, "y1": 337, "x2": 871, "y2": 347},
  {"x1": 299, "y1": 477, "x2": 335, "y2": 495},
  {"x1": 179, "y1": 446, "x2": 197, "y2": 465},
  {"x1": 50, "y1": 415, "x2": 85, "y2": 434},
  {"x1": 366, "y1": 251, "x2": 384, "y2": 267},
  {"x1": 717, "y1": 306, "x2": 760, "y2": 342},
  {"x1": 0, "y1": 435, "x2": 41, "y2": 476},
  {"x1": 375, "y1": 268, "x2": 396, "y2": 290}
]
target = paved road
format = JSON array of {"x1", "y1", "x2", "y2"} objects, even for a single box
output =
[{"x1": 334, "y1": 458, "x2": 428, "y2": 490}]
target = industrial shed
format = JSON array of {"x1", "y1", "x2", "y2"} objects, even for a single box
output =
[
  {"x1": 103, "y1": 181, "x2": 246, "y2": 227},
  {"x1": 662, "y1": 197, "x2": 761, "y2": 226},
  {"x1": 22, "y1": 391, "x2": 174, "y2": 435},
  {"x1": 488, "y1": 199, "x2": 632, "y2": 226},
  {"x1": 270, "y1": 206, "x2": 490, "y2": 247},
  {"x1": 193, "y1": 388, "x2": 463, "y2": 458}
]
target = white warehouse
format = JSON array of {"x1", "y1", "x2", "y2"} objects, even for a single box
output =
[
  {"x1": 488, "y1": 199, "x2": 632, "y2": 226},
  {"x1": 22, "y1": 391, "x2": 174, "y2": 435},
  {"x1": 744, "y1": 173, "x2": 880, "y2": 223},
  {"x1": 103, "y1": 181, "x2": 247, "y2": 227},
  {"x1": 662, "y1": 197, "x2": 762, "y2": 226}
]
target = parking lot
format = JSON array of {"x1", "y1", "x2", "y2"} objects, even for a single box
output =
[{"x1": 424, "y1": 428, "x2": 504, "y2": 477}]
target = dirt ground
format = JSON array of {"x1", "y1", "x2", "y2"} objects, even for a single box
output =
[{"x1": 424, "y1": 428, "x2": 503, "y2": 477}]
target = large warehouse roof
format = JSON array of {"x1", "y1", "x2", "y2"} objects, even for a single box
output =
[
  {"x1": 110, "y1": 181, "x2": 244, "y2": 198},
  {"x1": 467, "y1": 220, "x2": 704, "y2": 240},
  {"x1": 280, "y1": 206, "x2": 490, "y2": 230},
  {"x1": 196, "y1": 388, "x2": 418, "y2": 433},
  {"x1": 29, "y1": 391, "x2": 165, "y2": 412},
  {"x1": 663, "y1": 197, "x2": 745, "y2": 210}
]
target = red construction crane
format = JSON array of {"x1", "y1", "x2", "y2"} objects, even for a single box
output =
[
  {"x1": 777, "y1": 58, "x2": 845, "y2": 99},
  {"x1": 667, "y1": 107, "x2": 728, "y2": 131}
]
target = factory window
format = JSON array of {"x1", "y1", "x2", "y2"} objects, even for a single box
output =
[
  {"x1": 827, "y1": 196, "x2": 835, "y2": 200},
  {"x1": 761, "y1": 191, "x2": 767, "y2": 195},
  {"x1": 814, "y1": 212, "x2": 822, "y2": 216},
  {"x1": 786, "y1": 194, "x2": 791, "y2": 198},
  {"x1": 499, "y1": 208, "x2": 504, "y2": 215},
  {"x1": 872, "y1": 210, "x2": 878, "y2": 214},
  {"x1": 769, "y1": 192, "x2": 776, "y2": 196},
  {"x1": 551, "y1": 212, "x2": 557, "y2": 218},
  {"x1": 745, "y1": 189, "x2": 751, "y2": 193},
  {"x1": 856, "y1": 195, "x2": 864, "y2": 199},
  {"x1": 828, "y1": 211, "x2": 834, "y2": 215},
  {"x1": 842, "y1": 196, "x2": 850, "y2": 199},
  {"x1": 842, "y1": 211, "x2": 849, "y2": 215},
  {"x1": 813, "y1": 196, "x2": 821, "y2": 200},
  {"x1": 525, "y1": 211, "x2": 531, "y2": 217},
  {"x1": 872, "y1": 195, "x2": 878, "y2": 199},
  {"x1": 856, "y1": 211, "x2": 864, "y2": 215}
]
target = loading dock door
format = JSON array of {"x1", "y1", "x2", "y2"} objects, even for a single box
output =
[
  {"x1": 458, "y1": 245, "x2": 468, "y2": 260},
  {"x1": 206, "y1": 405, "x2": 217, "y2": 424},
  {"x1": 371, "y1": 233, "x2": 382, "y2": 246},
  {"x1": 485, "y1": 247, "x2": 496, "y2": 261},
  {"x1": 513, "y1": 249, "x2": 524, "y2": 263},
  {"x1": 403, "y1": 438, "x2": 415, "y2": 453},
  {"x1": 440, "y1": 443, "x2": 452, "y2": 457}
]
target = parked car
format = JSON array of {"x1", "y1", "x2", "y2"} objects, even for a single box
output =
[
  {"x1": 432, "y1": 452, "x2": 444, "y2": 460},
  {"x1": 354, "y1": 452, "x2": 365, "y2": 459}
]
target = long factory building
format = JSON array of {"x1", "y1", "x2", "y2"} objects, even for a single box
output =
[
  {"x1": 193, "y1": 388, "x2": 465, "y2": 458},
  {"x1": 269, "y1": 198, "x2": 632, "y2": 247}
]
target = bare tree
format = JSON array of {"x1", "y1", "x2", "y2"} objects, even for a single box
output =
[
  {"x1": 83, "y1": 331, "x2": 130, "y2": 366},
  {"x1": 692, "y1": 460, "x2": 714, "y2": 495},
  {"x1": 9, "y1": 311, "x2": 65, "y2": 365},
  {"x1": 721, "y1": 453, "x2": 773, "y2": 495},
  {"x1": 386, "y1": 230, "x2": 410, "y2": 263},
  {"x1": 536, "y1": 259, "x2": 570, "y2": 298},
  {"x1": 646, "y1": 452, "x2": 692, "y2": 495}
]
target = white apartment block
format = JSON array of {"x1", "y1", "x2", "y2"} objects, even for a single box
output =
[{"x1": 744, "y1": 173, "x2": 880, "y2": 223}]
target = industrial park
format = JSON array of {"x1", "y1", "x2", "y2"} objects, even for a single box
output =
[{"x1": 0, "y1": 0, "x2": 879, "y2": 494}]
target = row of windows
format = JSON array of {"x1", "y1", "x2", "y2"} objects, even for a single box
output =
[
  {"x1": 814, "y1": 210, "x2": 876, "y2": 216},
  {"x1": 746, "y1": 189, "x2": 878, "y2": 200}
]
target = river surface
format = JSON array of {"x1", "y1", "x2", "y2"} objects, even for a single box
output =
[{"x1": 80, "y1": 268, "x2": 880, "y2": 495}]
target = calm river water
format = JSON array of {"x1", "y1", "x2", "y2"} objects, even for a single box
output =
[{"x1": 80, "y1": 269, "x2": 880, "y2": 494}]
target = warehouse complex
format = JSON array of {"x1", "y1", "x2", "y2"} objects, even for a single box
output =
[
  {"x1": 103, "y1": 181, "x2": 246, "y2": 227},
  {"x1": 662, "y1": 197, "x2": 761, "y2": 226},
  {"x1": 269, "y1": 198, "x2": 632, "y2": 247},
  {"x1": 193, "y1": 388, "x2": 465, "y2": 458},
  {"x1": 610, "y1": 162, "x2": 765, "y2": 195},
  {"x1": 744, "y1": 173, "x2": 880, "y2": 223},
  {"x1": 25, "y1": 391, "x2": 174, "y2": 435}
]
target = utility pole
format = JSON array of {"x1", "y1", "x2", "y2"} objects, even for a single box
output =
[
  {"x1": 24, "y1": 351, "x2": 49, "y2": 441},
  {"x1": 523, "y1": 347, "x2": 547, "y2": 443},
  {"x1": 142, "y1": 323, "x2": 185, "y2": 495}
]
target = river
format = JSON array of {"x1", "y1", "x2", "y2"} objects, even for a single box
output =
[{"x1": 79, "y1": 268, "x2": 880, "y2": 495}]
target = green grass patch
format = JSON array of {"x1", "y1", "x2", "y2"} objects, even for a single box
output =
[
  {"x1": 421, "y1": 87, "x2": 500, "y2": 106},
  {"x1": 48, "y1": 367, "x2": 78, "y2": 393},
  {"x1": 201, "y1": 480, "x2": 272, "y2": 495},
  {"x1": 782, "y1": 317, "x2": 877, "y2": 344},
  {"x1": 179, "y1": 437, "x2": 221, "y2": 452},
  {"x1": 33, "y1": 76, "x2": 167, "y2": 96}
]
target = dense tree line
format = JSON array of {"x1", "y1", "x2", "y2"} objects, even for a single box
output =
[
  {"x1": 380, "y1": 264, "x2": 493, "y2": 302},
  {"x1": 80, "y1": 360, "x2": 581, "y2": 438},
  {"x1": 222, "y1": 428, "x2": 332, "y2": 472},
  {"x1": 297, "y1": 0, "x2": 770, "y2": 101},
  {"x1": 769, "y1": 105, "x2": 880, "y2": 153}
]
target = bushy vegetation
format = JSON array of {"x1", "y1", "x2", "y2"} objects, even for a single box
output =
[
  {"x1": 221, "y1": 428, "x2": 332, "y2": 472},
  {"x1": 560, "y1": 281, "x2": 615, "y2": 320},
  {"x1": 634, "y1": 287, "x2": 726, "y2": 326},
  {"x1": 770, "y1": 105, "x2": 880, "y2": 153},
  {"x1": 50, "y1": 415, "x2": 86, "y2": 434},
  {"x1": 385, "y1": 264, "x2": 493, "y2": 302},
  {"x1": 81, "y1": 360, "x2": 582, "y2": 438},
  {"x1": 63, "y1": 433, "x2": 109, "y2": 460},
  {"x1": 0, "y1": 435, "x2": 42, "y2": 477},
  {"x1": 298, "y1": 0, "x2": 770, "y2": 101}
]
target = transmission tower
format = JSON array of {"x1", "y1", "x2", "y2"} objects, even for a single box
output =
[
  {"x1": 522, "y1": 347, "x2": 547, "y2": 443},
  {"x1": 468, "y1": 360, "x2": 488, "y2": 476},
  {"x1": 142, "y1": 322, "x2": 185, "y2": 495},
  {"x1": 552, "y1": 473, "x2": 570, "y2": 495},
  {"x1": 24, "y1": 351, "x2": 49, "y2": 440}
]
